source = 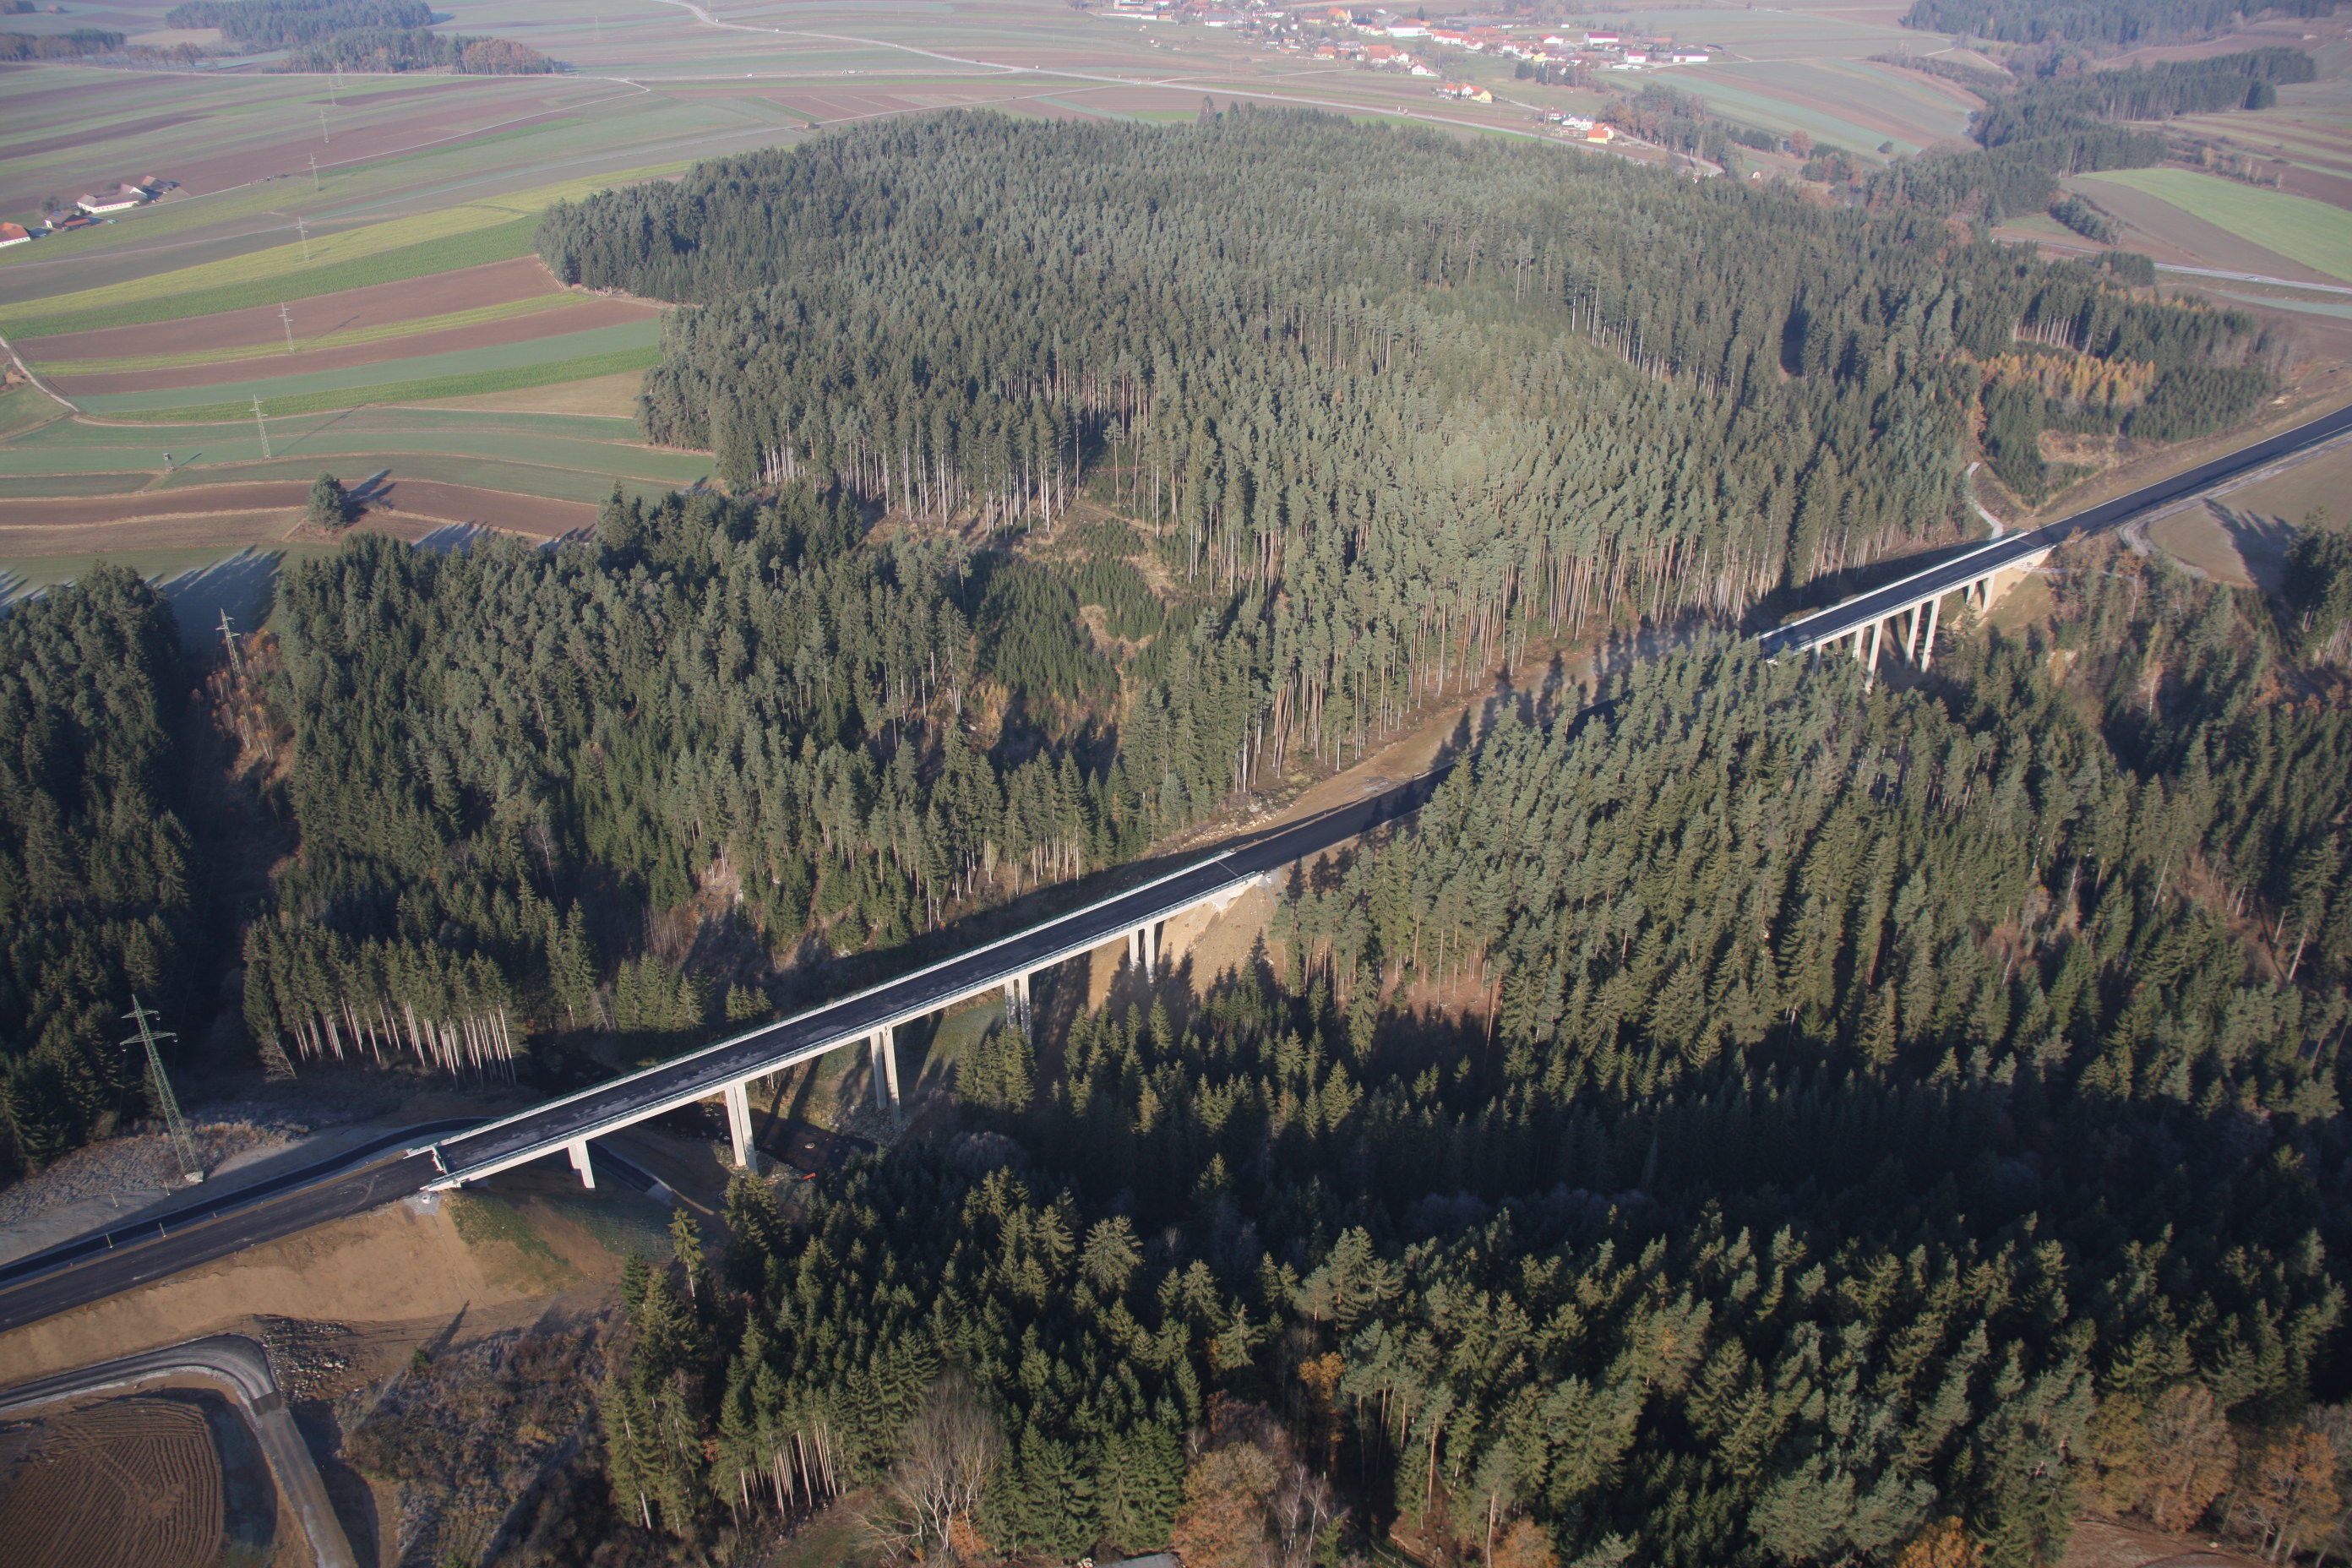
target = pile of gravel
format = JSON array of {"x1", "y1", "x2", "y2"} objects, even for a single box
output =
[{"x1": 0, "y1": 1121, "x2": 283, "y2": 1229}]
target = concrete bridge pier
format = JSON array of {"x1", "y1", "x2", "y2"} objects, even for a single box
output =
[
  {"x1": 723, "y1": 1080, "x2": 756, "y2": 1169},
  {"x1": 870, "y1": 1024, "x2": 901, "y2": 1110},
  {"x1": 568, "y1": 1138, "x2": 595, "y2": 1190},
  {"x1": 1004, "y1": 972, "x2": 1032, "y2": 1038},
  {"x1": 1127, "y1": 923, "x2": 1160, "y2": 980}
]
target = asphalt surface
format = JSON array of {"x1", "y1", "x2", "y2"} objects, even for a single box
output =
[
  {"x1": 0, "y1": 1333, "x2": 358, "y2": 1568},
  {"x1": 1756, "y1": 400, "x2": 2352, "y2": 656},
  {"x1": 0, "y1": 1119, "x2": 481, "y2": 1293}
]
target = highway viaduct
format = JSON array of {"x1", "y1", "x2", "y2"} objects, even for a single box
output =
[{"x1": 0, "y1": 399, "x2": 2345, "y2": 1334}]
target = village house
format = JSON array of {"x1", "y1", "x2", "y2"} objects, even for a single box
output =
[
  {"x1": 76, "y1": 181, "x2": 150, "y2": 214},
  {"x1": 1437, "y1": 80, "x2": 1494, "y2": 101},
  {"x1": 0, "y1": 222, "x2": 30, "y2": 248}
]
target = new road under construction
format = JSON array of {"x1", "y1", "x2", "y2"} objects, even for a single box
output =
[{"x1": 0, "y1": 397, "x2": 2346, "y2": 1341}]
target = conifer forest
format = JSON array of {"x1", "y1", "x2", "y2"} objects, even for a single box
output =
[{"x1": 5, "y1": 109, "x2": 2352, "y2": 1568}]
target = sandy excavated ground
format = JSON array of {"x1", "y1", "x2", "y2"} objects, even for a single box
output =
[{"x1": 0, "y1": 1196, "x2": 581, "y2": 1385}]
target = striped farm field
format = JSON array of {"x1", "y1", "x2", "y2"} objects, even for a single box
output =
[
  {"x1": 3, "y1": 219, "x2": 543, "y2": 339},
  {"x1": 50, "y1": 299, "x2": 662, "y2": 395},
  {"x1": 33, "y1": 293, "x2": 587, "y2": 376},
  {"x1": 0, "y1": 161, "x2": 691, "y2": 333},
  {"x1": 71, "y1": 318, "x2": 663, "y2": 417},
  {"x1": 21, "y1": 258, "x2": 575, "y2": 367}
]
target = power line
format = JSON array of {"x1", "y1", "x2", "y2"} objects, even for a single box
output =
[{"x1": 124, "y1": 999, "x2": 204, "y2": 1186}]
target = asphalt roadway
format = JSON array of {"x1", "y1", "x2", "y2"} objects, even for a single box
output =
[{"x1": 1756, "y1": 399, "x2": 2352, "y2": 657}]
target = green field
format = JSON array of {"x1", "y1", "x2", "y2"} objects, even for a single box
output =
[
  {"x1": 32, "y1": 293, "x2": 585, "y2": 374},
  {"x1": 0, "y1": 406, "x2": 710, "y2": 493},
  {"x1": 0, "y1": 472, "x2": 158, "y2": 498},
  {"x1": 74, "y1": 319, "x2": 663, "y2": 417},
  {"x1": 2079, "y1": 168, "x2": 2352, "y2": 284}
]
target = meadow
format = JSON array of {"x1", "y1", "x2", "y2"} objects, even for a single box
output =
[{"x1": 2077, "y1": 167, "x2": 2352, "y2": 283}]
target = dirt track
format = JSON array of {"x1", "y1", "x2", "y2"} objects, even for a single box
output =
[
  {"x1": 30, "y1": 256, "x2": 567, "y2": 363},
  {"x1": 49, "y1": 296, "x2": 660, "y2": 395}
]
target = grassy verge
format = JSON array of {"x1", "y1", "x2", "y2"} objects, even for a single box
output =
[
  {"x1": 6, "y1": 219, "x2": 545, "y2": 339},
  {"x1": 95, "y1": 345, "x2": 663, "y2": 423},
  {"x1": 449, "y1": 1192, "x2": 580, "y2": 1294}
]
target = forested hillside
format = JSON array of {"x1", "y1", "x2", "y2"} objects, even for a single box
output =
[
  {"x1": 597, "y1": 548, "x2": 2352, "y2": 1568},
  {"x1": 537, "y1": 112, "x2": 2272, "y2": 765},
  {"x1": 0, "y1": 569, "x2": 200, "y2": 1174},
  {"x1": 234, "y1": 487, "x2": 1256, "y2": 1075}
]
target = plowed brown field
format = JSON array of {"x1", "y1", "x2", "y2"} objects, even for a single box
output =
[
  {"x1": 0, "y1": 1396, "x2": 222, "y2": 1568},
  {"x1": 31, "y1": 256, "x2": 566, "y2": 363},
  {"x1": 50, "y1": 297, "x2": 660, "y2": 395},
  {"x1": 0, "y1": 484, "x2": 306, "y2": 527}
]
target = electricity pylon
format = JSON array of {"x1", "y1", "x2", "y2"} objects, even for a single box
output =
[{"x1": 125, "y1": 998, "x2": 204, "y2": 1184}]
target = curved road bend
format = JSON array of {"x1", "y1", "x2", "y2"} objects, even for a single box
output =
[
  {"x1": 1758, "y1": 399, "x2": 2352, "y2": 657},
  {"x1": 0, "y1": 1333, "x2": 358, "y2": 1568}
]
